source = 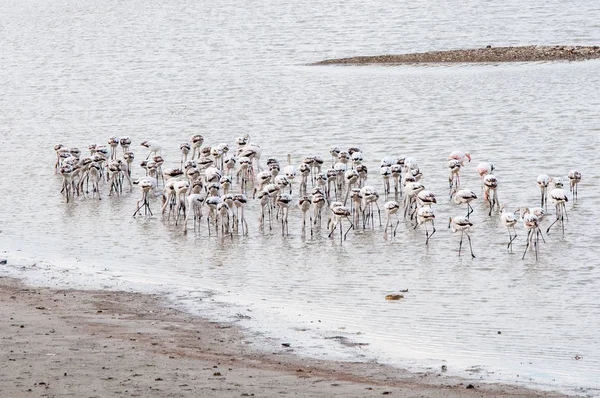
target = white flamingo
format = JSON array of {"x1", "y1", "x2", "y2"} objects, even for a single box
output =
[
  {"x1": 298, "y1": 196, "x2": 312, "y2": 236},
  {"x1": 232, "y1": 193, "x2": 249, "y2": 235},
  {"x1": 449, "y1": 216, "x2": 475, "y2": 258},
  {"x1": 180, "y1": 142, "x2": 191, "y2": 166},
  {"x1": 190, "y1": 134, "x2": 204, "y2": 160},
  {"x1": 383, "y1": 200, "x2": 400, "y2": 240},
  {"x1": 500, "y1": 204, "x2": 518, "y2": 251},
  {"x1": 483, "y1": 174, "x2": 499, "y2": 216},
  {"x1": 415, "y1": 206, "x2": 436, "y2": 245},
  {"x1": 120, "y1": 136, "x2": 131, "y2": 154},
  {"x1": 140, "y1": 140, "x2": 162, "y2": 160},
  {"x1": 537, "y1": 174, "x2": 551, "y2": 209},
  {"x1": 521, "y1": 210, "x2": 541, "y2": 261},
  {"x1": 133, "y1": 177, "x2": 158, "y2": 217},
  {"x1": 312, "y1": 189, "x2": 327, "y2": 228},
  {"x1": 183, "y1": 192, "x2": 206, "y2": 234},
  {"x1": 328, "y1": 202, "x2": 354, "y2": 244},
  {"x1": 546, "y1": 179, "x2": 569, "y2": 236},
  {"x1": 448, "y1": 159, "x2": 462, "y2": 197},
  {"x1": 276, "y1": 193, "x2": 293, "y2": 236},
  {"x1": 568, "y1": 170, "x2": 581, "y2": 201},
  {"x1": 453, "y1": 189, "x2": 477, "y2": 219},
  {"x1": 360, "y1": 186, "x2": 381, "y2": 229}
]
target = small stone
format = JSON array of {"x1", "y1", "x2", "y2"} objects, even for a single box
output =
[
  {"x1": 466, "y1": 384, "x2": 475, "y2": 389},
  {"x1": 385, "y1": 294, "x2": 404, "y2": 300}
]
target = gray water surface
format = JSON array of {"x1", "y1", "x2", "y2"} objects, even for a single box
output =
[{"x1": 1, "y1": 0, "x2": 599, "y2": 394}]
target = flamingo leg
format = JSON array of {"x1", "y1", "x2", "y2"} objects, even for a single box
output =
[
  {"x1": 344, "y1": 217, "x2": 354, "y2": 240},
  {"x1": 426, "y1": 222, "x2": 436, "y2": 246},
  {"x1": 467, "y1": 233, "x2": 475, "y2": 258},
  {"x1": 522, "y1": 229, "x2": 532, "y2": 260}
]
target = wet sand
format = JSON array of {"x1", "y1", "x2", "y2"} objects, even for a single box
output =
[
  {"x1": 313, "y1": 45, "x2": 600, "y2": 64},
  {"x1": 0, "y1": 276, "x2": 571, "y2": 397}
]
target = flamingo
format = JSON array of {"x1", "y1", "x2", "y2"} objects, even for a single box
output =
[
  {"x1": 383, "y1": 201, "x2": 400, "y2": 240},
  {"x1": 521, "y1": 210, "x2": 541, "y2": 260},
  {"x1": 180, "y1": 143, "x2": 191, "y2": 166},
  {"x1": 333, "y1": 162, "x2": 347, "y2": 200},
  {"x1": 380, "y1": 166, "x2": 392, "y2": 200},
  {"x1": 312, "y1": 189, "x2": 327, "y2": 228},
  {"x1": 416, "y1": 190, "x2": 437, "y2": 208},
  {"x1": 220, "y1": 175, "x2": 232, "y2": 195},
  {"x1": 205, "y1": 195, "x2": 222, "y2": 235},
  {"x1": 356, "y1": 164, "x2": 368, "y2": 188},
  {"x1": 183, "y1": 192, "x2": 206, "y2": 234},
  {"x1": 546, "y1": 179, "x2": 569, "y2": 236},
  {"x1": 283, "y1": 153, "x2": 297, "y2": 194},
  {"x1": 237, "y1": 144, "x2": 262, "y2": 174},
  {"x1": 448, "y1": 159, "x2": 462, "y2": 197},
  {"x1": 449, "y1": 216, "x2": 475, "y2": 258},
  {"x1": 449, "y1": 150, "x2": 471, "y2": 166},
  {"x1": 568, "y1": 170, "x2": 581, "y2": 201},
  {"x1": 330, "y1": 146, "x2": 341, "y2": 166},
  {"x1": 403, "y1": 181, "x2": 425, "y2": 220},
  {"x1": 237, "y1": 156, "x2": 252, "y2": 192},
  {"x1": 483, "y1": 174, "x2": 499, "y2": 216},
  {"x1": 174, "y1": 180, "x2": 190, "y2": 225},
  {"x1": 298, "y1": 163, "x2": 311, "y2": 196},
  {"x1": 415, "y1": 206, "x2": 436, "y2": 245},
  {"x1": 315, "y1": 172, "x2": 328, "y2": 200},
  {"x1": 232, "y1": 193, "x2": 249, "y2": 235},
  {"x1": 133, "y1": 177, "x2": 158, "y2": 217},
  {"x1": 351, "y1": 151, "x2": 363, "y2": 169},
  {"x1": 216, "y1": 202, "x2": 232, "y2": 236},
  {"x1": 537, "y1": 174, "x2": 551, "y2": 209},
  {"x1": 298, "y1": 196, "x2": 312, "y2": 236},
  {"x1": 108, "y1": 136, "x2": 119, "y2": 160},
  {"x1": 342, "y1": 169, "x2": 359, "y2": 205},
  {"x1": 190, "y1": 134, "x2": 204, "y2": 159},
  {"x1": 477, "y1": 161, "x2": 495, "y2": 191},
  {"x1": 360, "y1": 186, "x2": 381, "y2": 229},
  {"x1": 500, "y1": 204, "x2": 518, "y2": 251},
  {"x1": 257, "y1": 190, "x2": 271, "y2": 230},
  {"x1": 120, "y1": 136, "x2": 131, "y2": 153},
  {"x1": 223, "y1": 156, "x2": 236, "y2": 179},
  {"x1": 276, "y1": 193, "x2": 293, "y2": 236},
  {"x1": 453, "y1": 189, "x2": 477, "y2": 219},
  {"x1": 123, "y1": 151, "x2": 134, "y2": 178},
  {"x1": 253, "y1": 171, "x2": 272, "y2": 199},
  {"x1": 140, "y1": 140, "x2": 162, "y2": 160},
  {"x1": 391, "y1": 164, "x2": 402, "y2": 197},
  {"x1": 328, "y1": 202, "x2": 354, "y2": 244}
]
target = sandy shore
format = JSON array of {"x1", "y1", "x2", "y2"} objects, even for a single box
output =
[
  {"x1": 313, "y1": 45, "x2": 600, "y2": 65},
  {"x1": 0, "y1": 276, "x2": 572, "y2": 397}
]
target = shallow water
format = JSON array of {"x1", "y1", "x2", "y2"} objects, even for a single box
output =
[{"x1": 1, "y1": 0, "x2": 600, "y2": 394}]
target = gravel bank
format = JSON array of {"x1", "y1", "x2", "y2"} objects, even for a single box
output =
[{"x1": 313, "y1": 45, "x2": 600, "y2": 64}]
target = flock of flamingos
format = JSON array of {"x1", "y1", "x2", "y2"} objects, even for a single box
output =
[{"x1": 53, "y1": 134, "x2": 582, "y2": 260}]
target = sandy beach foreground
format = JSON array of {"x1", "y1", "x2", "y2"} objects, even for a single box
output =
[
  {"x1": 313, "y1": 45, "x2": 600, "y2": 64},
  {"x1": 0, "y1": 276, "x2": 570, "y2": 397}
]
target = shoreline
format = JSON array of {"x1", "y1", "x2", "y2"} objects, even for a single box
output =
[
  {"x1": 312, "y1": 45, "x2": 600, "y2": 65},
  {"x1": 0, "y1": 276, "x2": 572, "y2": 397}
]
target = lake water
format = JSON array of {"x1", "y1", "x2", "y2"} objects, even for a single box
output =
[{"x1": 1, "y1": 0, "x2": 599, "y2": 395}]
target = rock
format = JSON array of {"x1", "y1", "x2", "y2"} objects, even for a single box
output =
[
  {"x1": 385, "y1": 294, "x2": 404, "y2": 300},
  {"x1": 313, "y1": 45, "x2": 600, "y2": 65}
]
